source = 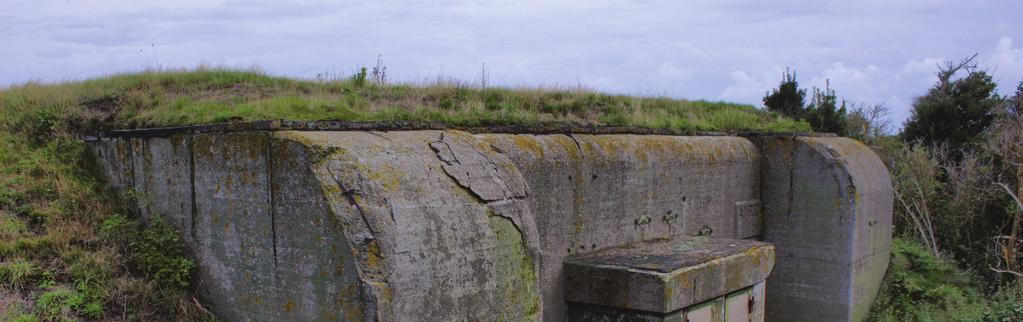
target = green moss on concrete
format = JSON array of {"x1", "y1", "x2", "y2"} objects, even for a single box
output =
[{"x1": 489, "y1": 215, "x2": 540, "y2": 321}]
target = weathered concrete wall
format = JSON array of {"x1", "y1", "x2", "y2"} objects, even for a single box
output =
[
  {"x1": 758, "y1": 137, "x2": 893, "y2": 322},
  {"x1": 89, "y1": 130, "x2": 891, "y2": 322},
  {"x1": 480, "y1": 134, "x2": 761, "y2": 321},
  {"x1": 92, "y1": 133, "x2": 364, "y2": 321}
]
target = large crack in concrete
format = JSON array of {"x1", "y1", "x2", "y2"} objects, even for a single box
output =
[
  {"x1": 266, "y1": 136, "x2": 279, "y2": 283},
  {"x1": 311, "y1": 149, "x2": 392, "y2": 322},
  {"x1": 188, "y1": 135, "x2": 198, "y2": 245},
  {"x1": 429, "y1": 133, "x2": 533, "y2": 226},
  {"x1": 429, "y1": 131, "x2": 544, "y2": 319}
]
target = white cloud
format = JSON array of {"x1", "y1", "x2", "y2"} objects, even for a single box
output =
[
  {"x1": 656, "y1": 62, "x2": 691, "y2": 79},
  {"x1": 988, "y1": 37, "x2": 1023, "y2": 91},
  {"x1": 719, "y1": 68, "x2": 784, "y2": 105},
  {"x1": 902, "y1": 57, "x2": 943, "y2": 74},
  {"x1": 809, "y1": 63, "x2": 880, "y2": 94}
]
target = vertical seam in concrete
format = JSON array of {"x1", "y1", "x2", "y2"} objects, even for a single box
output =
[
  {"x1": 567, "y1": 134, "x2": 586, "y2": 247},
  {"x1": 268, "y1": 136, "x2": 279, "y2": 283},
  {"x1": 188, "y1": 135, "x2": 198, "y2": 243},
  {"x1": 786, "y1": 137, "x2": 796, "y2": 218},
  {"x1": 126, "y1": 138, "x2": 138, "y2": 215}
]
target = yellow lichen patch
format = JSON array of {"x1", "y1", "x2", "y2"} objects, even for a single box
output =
[
  {"x1": 360, "y1": 163, "x2": 402, "y2": 193},
  {"x1": 550, "y1": 135, "x2": 582, "y2": 161},
  {"x1": 510, "y1": 135, "x2": 544, "y2": 158},
  {"x1": 364, "y1": 241, "x2": 383, "y2": 271},
  {"x1": 283, "y1": 299, "x2": 295, "y2": 312}
]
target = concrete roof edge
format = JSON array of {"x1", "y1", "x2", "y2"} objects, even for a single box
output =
[{"x1": 87, "y1": 120, "x2": 838, "y2": 140}]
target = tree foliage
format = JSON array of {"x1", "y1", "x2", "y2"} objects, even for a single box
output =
[
  {"x1": 763, "y1": 69, "x2": 850, "y2": 135},
  {"x1": 903, "y1": 55, "x2": 1002, "y2": 151},
  {"x1": 806, "y1": 81, "x2": 848, "y2": 135},
  {"x1": 763, "y1": 68, "x2": 807, "y2": 119}
]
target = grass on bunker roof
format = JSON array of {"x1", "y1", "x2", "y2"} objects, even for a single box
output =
[
  {"x1": 0, "y1": 67, "x2": 807, "y2": 320},
  {"x1": 0, "y1": 67, "x2": 809, "y2": 134}
]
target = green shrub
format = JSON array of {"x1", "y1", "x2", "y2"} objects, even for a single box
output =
[
  {"x1": 982, "y1": 285, "x2": 1023, "y2": 322},
  {"x1": 100, "y1": 214, "x2": 195, "y2": 288},
  {"x1": 129, "y1": 217, "x2": 195, "y2": 288},
  {"x1": 352, "y1": 67, "x2": 368, "y2": 88},
  {"x1": 870, "y1": 238, "x2": 987, "y2": 321}
]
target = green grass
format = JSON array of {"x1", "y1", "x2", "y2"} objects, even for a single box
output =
[
  {"x1": 0, "y1": 258, "x2": 34, "y2": 290},
  {"x1": 0, "y1": 67, "x2": 808, "y2": 133}
]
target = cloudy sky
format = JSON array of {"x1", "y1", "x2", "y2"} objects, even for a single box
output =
[{"x1": 3, "y1": 0, "x2": 1022, "y2": 126}]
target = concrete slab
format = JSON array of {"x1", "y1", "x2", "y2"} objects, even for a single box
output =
[{"x1": 564, "y1": 237, "x2": 774, "y2": 313}]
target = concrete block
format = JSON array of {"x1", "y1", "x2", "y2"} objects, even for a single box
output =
[
  {"x1": 191, "y1": 131, "x2": 276, "y2": 320},
  {"x1": 89, "y1": 138, "x2": 134, "y2": 194},
  {"x1": 564, "y1": 237, "x2": 774, "y2": 313},
  {"x1": 127, "y1": 135, "x2": 194, "y2": 245},
  {"x1": 758, "y1": 137, "x2": 893, "y2": 322},
  {"x1": 268, "y1": 135, "x2": 364, "y2": 321}
]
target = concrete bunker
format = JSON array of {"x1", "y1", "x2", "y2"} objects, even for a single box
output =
[{"x1": 88, "y1": 125, "x2": 892, "y2": 322}]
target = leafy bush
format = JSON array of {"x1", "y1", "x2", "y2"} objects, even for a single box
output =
[
  {"x1": 101, "y1": 215, "x2": 195, "y2": 288},
  {"x1": 870, "y1": 238, "x2": 986, "y2": 321},
  {"x1": 129, "y1": 218, "x2": 195, "y2": 288},
  {"x1": 982, "y1": 285, "x2": 1023, "y2": 322}
]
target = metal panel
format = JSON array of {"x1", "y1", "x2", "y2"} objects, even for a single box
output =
[{"x1": 725, "y1": 288, "x2": 751, "y2": 322}]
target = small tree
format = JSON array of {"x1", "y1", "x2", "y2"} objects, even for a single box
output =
[
  {"x1": 763, "y1": 68, "x2": 807, "y2": 119},
  {"x1": 903, "y1": 55, "x2": 1002, "y2": 151},
  {"x1": 806, "y1": 80, "x2": 848, "y2": 136},
  {"x1": 847, "y1": 103, "x2": 892, "y2": 145}
]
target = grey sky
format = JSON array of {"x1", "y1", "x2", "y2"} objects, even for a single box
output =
[{"x1": 3, "y1": 0, "x2": 1022, "y2": 126}]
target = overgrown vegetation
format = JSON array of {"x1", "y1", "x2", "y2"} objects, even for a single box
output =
[
  {"x1": 870, "y1": 238, "x2": 1023, "y2": 321},
  {"x1": 0, "y1": 74, "x2": 215, "y2": 320},
  {"x1": 764, "y1": 56, "x2": 1023, "y2": 321}
]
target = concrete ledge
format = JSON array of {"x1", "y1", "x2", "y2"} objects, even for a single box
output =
[
  {"x1": 564, "y1": 237, "x2": 775, "y2": 313},
  {"x1": 86, "y1": 120, "x2": 836, "y2": 139}
]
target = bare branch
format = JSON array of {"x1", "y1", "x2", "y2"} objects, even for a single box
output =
[
  {"x1": 894, "y1": 185, "x2": 939, "y2": 255},
  {"x1": 937, "y1": 53, "x2": 979, "y2": 86},
  {"x1": 989, "y1": 266, "x2": 1023, "y2": 277},
  {"x1": 998, "y1": 182, "x2": 1023, "y2": 210}
]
